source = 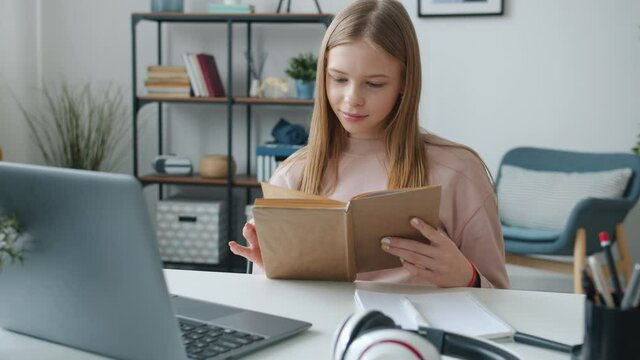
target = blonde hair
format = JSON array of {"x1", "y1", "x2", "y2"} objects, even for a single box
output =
[{"x1": 289, "y1": 0, "x2": 489, "y2": 195}]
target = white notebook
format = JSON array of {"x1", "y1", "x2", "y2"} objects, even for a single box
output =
[{"x1": 354, "y1": 289, "x2": 515, "y2": 339}]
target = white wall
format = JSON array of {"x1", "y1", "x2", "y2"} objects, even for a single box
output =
[
  {"x1": 0, "y1": 0, "x2": 40, "y2": 164},
  {"x1": 422, "y1": 0, "x2": 640, "y2": 172},
  {"x1": 1, "y1": 0, "x2": 639, "y2": 261}
]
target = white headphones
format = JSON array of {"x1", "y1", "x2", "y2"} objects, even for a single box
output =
[{"x1": 333, "y1": 310, "x2": 520, "y2": 360}]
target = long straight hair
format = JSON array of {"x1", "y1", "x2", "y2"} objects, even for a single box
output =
[{"x1": 290, "y1": 0, "x2": 489, "y2": 195}]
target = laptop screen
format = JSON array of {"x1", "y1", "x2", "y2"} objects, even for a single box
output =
[{"x1": 0, "y1": 162, "x2": 187, "y2": 360}]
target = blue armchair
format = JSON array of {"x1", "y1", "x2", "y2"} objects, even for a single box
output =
[{"x1": 496, "y1": 147, "x2": 640, "y2": 293}]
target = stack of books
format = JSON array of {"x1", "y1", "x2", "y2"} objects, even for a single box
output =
[
  {"x1": 207, "y1": 3, "x2": 255, "y2": 14},
  {"x1": 256, "y1": 143, "x2": 303, "y2": 182},
  {"x1": 145, "y1": 65, "x2": 191, "y2": 98},
  {"x1": 183, "y1": 53, "x2": 226, "y2": 98}
]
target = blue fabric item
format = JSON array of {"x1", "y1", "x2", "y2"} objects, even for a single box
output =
[
  {"x1": 498, "y1": 166, "x2": 632, "y2": 230},
  {"x1": 497, "y1": 147, "x2": 640, "y2": 256},
  {"x1": 502, "y1": 225, "x2": 560, "y2": 242},
  {"x1": 271, "y1": 118, "x2": 308, "y2": 145}
]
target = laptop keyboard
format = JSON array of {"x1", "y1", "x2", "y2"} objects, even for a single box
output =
[{"x1": 179, "y1": 318, "x2": 266, "y2": 360}]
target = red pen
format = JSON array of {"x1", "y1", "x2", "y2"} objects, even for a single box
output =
[{"x1": 599, "y1": 231, "x2": 623, "y2": 306}]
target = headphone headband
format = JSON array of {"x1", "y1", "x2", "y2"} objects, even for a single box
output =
[
  {"x1": 418, "y1": 327, "x2": 518, "y2": 360},
  {"x1": 334, "y1": 311, "x2": 519, "y2": 360}
]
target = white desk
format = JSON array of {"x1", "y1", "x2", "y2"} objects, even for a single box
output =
[{"x1": 0, "y1": 269, "x2": 584, "y2": 359}]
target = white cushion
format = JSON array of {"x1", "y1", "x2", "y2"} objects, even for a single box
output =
[{"x1": 498, "y1": 165, "x2": 632, "y2": 231}]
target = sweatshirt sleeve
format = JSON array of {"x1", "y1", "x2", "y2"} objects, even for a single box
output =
[
  {"x1": 426, "y1": 143, "x2": 510, "y2": 289},
  {"x1": 458, "y1": 193, "x2": 510, "y2": 289}
]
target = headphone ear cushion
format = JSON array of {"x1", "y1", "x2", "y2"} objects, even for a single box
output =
[
  {"x1": 333, "y1": 311, "x2": 396, "y2": 360},
  {"x1": 354, "y1": 311, "x2": 396, "y2": 336},
  {"x1": 345, "y1": 329, "x2": 441, "y2": 360}
]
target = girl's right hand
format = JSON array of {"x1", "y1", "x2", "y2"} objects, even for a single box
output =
[{"x1": 228, "y1": 220, "x2": 263, "y2": 269}]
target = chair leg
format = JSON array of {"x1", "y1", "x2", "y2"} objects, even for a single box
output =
[
  {"x1": 615, "y1": 223, "x2": 632, "y2": 281},
  {"x1": 573, "y1": 228, "x2": 587, "y2": 294}
]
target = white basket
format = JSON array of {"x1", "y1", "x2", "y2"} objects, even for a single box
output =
[{"x1": 156, "y1": 198, "x2": 228, "y2": 264}]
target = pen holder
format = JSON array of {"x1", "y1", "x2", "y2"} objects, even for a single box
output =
[{"x1": 572, "y1": 299, "x2": 640, "y2": 360}]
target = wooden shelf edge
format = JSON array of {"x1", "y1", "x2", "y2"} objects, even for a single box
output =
[
  {"x1": 138, "y1": 95, "x2": 228, "y2": 103},
  {"x1": 235, "y1": 97, "x2": 314, "y2": 105},
  {"x1": 133, "y1": 12, "x2": 333, "y2": 19},
  {"x1": 163, "y1": 261, "x2": 245, "y2": 273},
  {"x1": 137, "y1": 95, "x2": 314, "y2": 106},
  {"x1": 139, "y1": 173, "x2": 260, "y2": 187}
]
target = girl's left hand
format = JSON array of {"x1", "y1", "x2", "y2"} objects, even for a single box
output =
[{"x1": 381, "y1": 217, "x2": 474, "y2": 288}]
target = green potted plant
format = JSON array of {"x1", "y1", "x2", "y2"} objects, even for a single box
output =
[
  {"x1": 633, "y1": 133, "x2": 640, "y2": 155},
  {"x1": 285, "y1": 52, "x2": 317, "y2": 99},
  {"x1": 0, "y1": 215, "x2": 25, "y2": 268},
  {"x1": 21, "y1": 81, "x2": 128, "y2": 171}
]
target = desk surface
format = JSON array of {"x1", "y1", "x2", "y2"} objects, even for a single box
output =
[{"x1": 0, "y1": 270, "x2": 584, "y2": 360}]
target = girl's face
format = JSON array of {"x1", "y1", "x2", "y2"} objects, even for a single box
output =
[{"x1": 325, "y1": 40, "x2": 403, "y2": 139}]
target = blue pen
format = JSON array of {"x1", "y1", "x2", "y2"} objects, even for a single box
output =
[{"x1": 599, "y1": 231, "x2": 623, "y2": 306}]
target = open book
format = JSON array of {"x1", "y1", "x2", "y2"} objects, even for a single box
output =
[
  {"x1": 252, "y1": 183, "x2": 441, "y2": 281},
  {"x1": 355, "y1": 289, "x2": 515, "y2": 339}
]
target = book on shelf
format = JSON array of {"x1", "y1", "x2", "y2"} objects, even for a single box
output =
[
  {"x1": 183, "y1": 53, "x2": 204, "y2": 97},
  {"x1": 146, "y1": 65, "x2": 192, "y2": 97},
  {"x1": 190, "y1": 53, "x2": 208, "y2": 96},
  {"x1": 145, "y1": 92, "x2": 191, "y2": 99},
  {"x1": 183, "y1": 53, "x2": 225, "y2": 97},
  {"x1": 196, "y1": 53, "x2": 226, "y2": 97},
  {"x1": 252, "y1": 183, "x2": 441, "y2": 281},
  {"x1": 147, "y1": 72, "x2": 190, "y2": 81},
  {"x1": 145, "y1": 79, "x2": 191, "y2": 87},
  {"x1": 255, "y1": 143, "x2": 302, "y2": 182},
  {"x1": 147, "y1": 65, "x2": 188, "y2": 73},
  {"x1": 146, "y1": 86, "x2": 191, "y2": 93},
  {"x1": 207, "y1": 4, "x2": 255, "y2": 14}
]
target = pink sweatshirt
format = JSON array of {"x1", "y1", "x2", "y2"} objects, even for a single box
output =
[{"x1": 262, "y1": 135, "x2": 510, "y2": 289}]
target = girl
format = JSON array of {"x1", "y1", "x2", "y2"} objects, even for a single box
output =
[{"x1": 229, "y1": 0, "x2": 510, "y2": 289}]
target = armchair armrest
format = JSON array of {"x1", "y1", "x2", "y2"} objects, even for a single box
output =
[{"x1": 561, "y1": 197, "x2": 633, "y2": 254}]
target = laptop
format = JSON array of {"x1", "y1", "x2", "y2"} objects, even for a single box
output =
[{"x1": 0, "y1": 162, "x2": 311, "y2": 360}]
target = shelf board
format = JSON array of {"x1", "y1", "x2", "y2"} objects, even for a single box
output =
[
  {"x1": 137, "y1": 96, "x2": 314, "y2": 106},
  {"x1": 235, "y1": 97, "x2": 314, "y2": 106},
  {"x1": 133, "y1": 12, "x2": 333, "y2": 24},
  {"x1": 138, "y1": 95, "x2": 228, "y2": 104},
  {"x1": 139, "y1": 173, "x2": 260, "y2": 187},
  {"x1": 163, "y1": 261, "x2": 246, "y2": 273}
]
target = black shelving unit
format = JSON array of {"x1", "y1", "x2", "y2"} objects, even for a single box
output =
[{"x1": 130, "y1": 12, "x2": 332, "y2": 272}]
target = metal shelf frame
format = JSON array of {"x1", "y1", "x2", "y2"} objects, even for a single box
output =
[{"x1": 130, "y1": 12, "x2": 332, "y2": 272}]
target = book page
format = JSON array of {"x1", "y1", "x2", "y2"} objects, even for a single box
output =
[
  {"x1": 409, "y1": 292, "x2": 515, "y2": 339},
  {"x1": 261, "y1": 182, "x2": 338, "y2": 201},
  {"x1": 354, "y1": 290, "x2": 419, "y2": 330},
  {"x1": 350, "y1": 188, "x2": 407, "y2": 200},
  {"x1": 355, "y1": 289, "x2": 514, "y2": 339},
  {"x1": 255, "y1": 198, "x2": 345, "y2": 208}
]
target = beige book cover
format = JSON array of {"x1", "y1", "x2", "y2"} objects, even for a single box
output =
[{"x1": 253, "y1": 183, "x2": 441, "y2": 281}]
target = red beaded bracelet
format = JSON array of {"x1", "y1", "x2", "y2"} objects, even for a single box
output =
[{"x1": 467, "y1": 260, "x2": 479, "y2": 287}]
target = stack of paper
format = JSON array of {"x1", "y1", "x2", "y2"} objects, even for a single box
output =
[{"x1": 355, "y1": 289, "x2": 515, "y2": 339}]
